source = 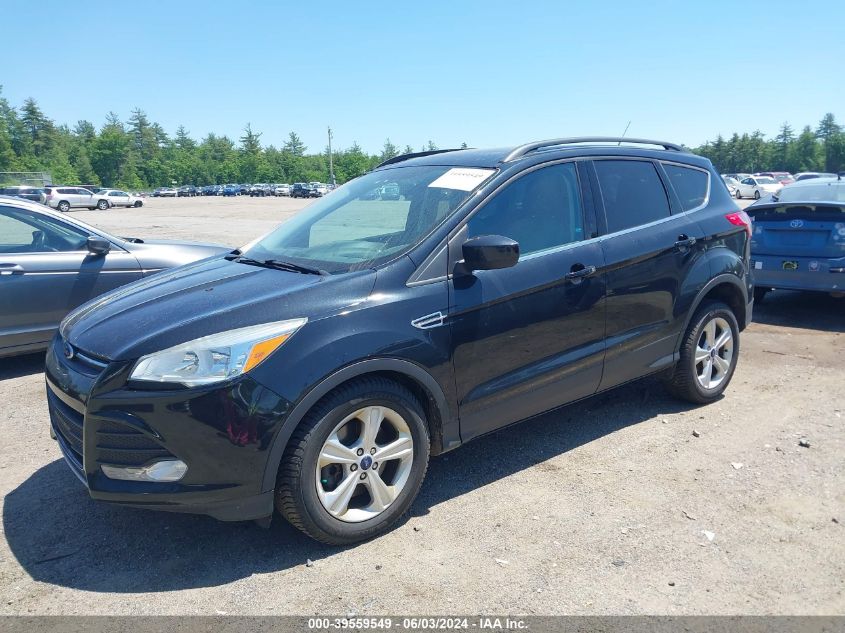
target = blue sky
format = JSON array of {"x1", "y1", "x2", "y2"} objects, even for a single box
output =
[{"x1": 3, "y1": 0, "x2": 843, "y2": 154}]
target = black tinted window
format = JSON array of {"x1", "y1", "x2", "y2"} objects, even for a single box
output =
[
  {"x1": 663, "y1": 163, "x2": 709, "y2": 211},
  {"x1": 594, "y1": 160, "x2": 671, "y2": 232},
  {"x1": 468, "y1": 162, "x2": 584, "y2": 255}
]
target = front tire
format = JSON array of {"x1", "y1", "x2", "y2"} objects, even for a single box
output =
[
  {"x1": 275, "y1": 377, "x2": 430, "y2": 545},
  {"x1": 134, "y1": 200, "x2": 143, "y2": 207},
  {"x1": 735, "y1": 189, "x2": 742, "y2": 199},
  {"x1": 664, "y1": 301, "x2": 740, "y2": 404},
  {"x1": 754, "y1": 190, "x2": 761, "y2": 200}
]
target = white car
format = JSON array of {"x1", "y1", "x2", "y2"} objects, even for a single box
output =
[
  {"x1": 735, "y1": 176, "x2": 781, "y2": 200},
  {"x1": 721, "y1": 176, "x2": 739, "y2": 196},
  {"x1": 43, "y1": 186, "x2": 111, "y2": 212},
  {"x1": 100, "y1": 189, "x2": 144, "y2": 208},
  {"x1": 274, "y1": 184, "x2": 290, "y2": 196}
]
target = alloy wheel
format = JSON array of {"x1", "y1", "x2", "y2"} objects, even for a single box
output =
[
  {"x1": 315, "y1": 405, "x2": 414, "y2": 523},
  {"x1": 694, "y1": 317, "x2": 734, "y2": 390}
]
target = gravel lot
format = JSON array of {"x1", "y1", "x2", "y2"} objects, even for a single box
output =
[{"x1": 0, "y1": 196, "x2": 842, "y2": 615}]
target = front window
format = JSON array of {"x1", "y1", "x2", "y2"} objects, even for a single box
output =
[
  {"x1": 0, "y1": 206, "x2": 89, "y2": 253},
  {"x1": 756, "y1": 177, "x2": 777, "y2": 184},
  {"x1": 244, "y1": 165, "x2": 495, "y2": 273}
]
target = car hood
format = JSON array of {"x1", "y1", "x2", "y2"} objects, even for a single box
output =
[
  {"x1": 60, "y1": 257, "x2": 377, "y2": 361},
  {"x1": 120, "y1": 239, "x2": 231, "y2": 270}
]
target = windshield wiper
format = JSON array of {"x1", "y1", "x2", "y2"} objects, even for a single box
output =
[{"x1": 229, "y1": 254, "x2": 326, "y2": 276}]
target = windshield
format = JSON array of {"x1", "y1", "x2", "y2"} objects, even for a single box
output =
[
  {"x1": 244, "y1": 165, "x2": 495, "y2": 274},
  {"x1": 756, "y1": 177, "x2": 777, "y2": 184}
]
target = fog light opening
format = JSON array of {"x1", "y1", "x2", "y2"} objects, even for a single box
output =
[{"x1": 101, "y1": 460, "x2": 188, "y2": 482}]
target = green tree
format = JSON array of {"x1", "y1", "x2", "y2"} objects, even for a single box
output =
[
  {"x1": 380, "y1": 138, "x2": 399, "y2": 163},
  {"x1": 791, "y1": 126, "x2": 821, "y2": 172},
  {"x1": 283, "y1": 131, "x2": 306, "y2": 157}
]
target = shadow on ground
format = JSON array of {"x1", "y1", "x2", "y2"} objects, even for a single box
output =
[
  {"x1": 4, "y1": 377, "x2": 693, "y2": 594},
  {"x1": 753, "y1": 290, "x2": 845, "y2": 333},
  {"x1": 0, "y1": 352, "x2": 46, "y2": 381}
]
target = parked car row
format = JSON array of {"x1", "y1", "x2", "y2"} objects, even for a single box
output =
[
  {"x1": 0, "y1": 185, "x2": 144, "y2": 212},
  {"x1": 150, "y1": 182, "x2": 335, "y2": 198}
]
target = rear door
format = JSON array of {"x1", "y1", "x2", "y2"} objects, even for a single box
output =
[
  {"x1": 0, "y1": 205, "x2": 142, "y2": 353},
  {"x1": 448, "y1": 161, "x2": 607, "y2": 441},
  {"x1": 589, "y1": 158, "x2": 708, "y2": 390}
]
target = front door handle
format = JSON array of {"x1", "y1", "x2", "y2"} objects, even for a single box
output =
[
  {"x1": 675, "y1": 235, "x2": 697, "y2": 250},
  {"x1": 0, "y1": 263, "x2": 24, "y2": 276},
  {"x1": 565, "y1": 264, "x2": 597, "y2": 282}
]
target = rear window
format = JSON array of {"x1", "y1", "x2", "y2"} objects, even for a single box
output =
[
  {"x1": 594, "y1": 160, "x2": 671, "y2": 232},
  {"x1": 777, "y1": 183, "x2": 845, "y2": 203},
  {"x1": 664, "y1": 163, "x2": 709, "y2": 211},
  {"x1": 747, "y1": 203, "x2": 845, "y2": 221}
]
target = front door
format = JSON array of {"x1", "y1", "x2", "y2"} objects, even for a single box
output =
[
  {"x1": 448, "y1": 161, "x2": 607, "y2": 441},
  {"x1": 0, "y1": 205, "x2": 143, "y2": 354}
]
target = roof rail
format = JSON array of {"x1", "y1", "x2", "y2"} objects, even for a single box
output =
[
  {"x1": 503, "y1": 137, "x2": 685, "y2": 162},
  {"x1": 376, "y1": 148, "x2": 464, "y2": 169}
]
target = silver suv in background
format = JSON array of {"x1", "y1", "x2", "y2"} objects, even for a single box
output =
[{"x1": 44, "y1": 187, "x2": 111, "y2": 212}]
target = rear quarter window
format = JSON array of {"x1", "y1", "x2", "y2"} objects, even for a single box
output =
[
  {"x1": 594, "y1": 160, "x2": 671, "y2": 233},
  {"x1": 663, "y1": 163, "x2": 709, "y2": 211}
]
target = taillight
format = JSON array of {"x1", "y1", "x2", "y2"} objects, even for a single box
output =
[{"x1": 726, "y1": 211, "x2": 752, "y2": 237}]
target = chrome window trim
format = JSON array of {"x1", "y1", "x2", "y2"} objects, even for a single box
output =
[{"x1": 407, "y1": 154, "x2": 713, "y2": 285}]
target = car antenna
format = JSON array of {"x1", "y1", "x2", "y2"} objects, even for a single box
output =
[{"x1": 618, "y1": 121, "x2": 631, "y2": 145}]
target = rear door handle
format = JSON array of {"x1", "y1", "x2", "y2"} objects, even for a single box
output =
[
  {"x1": 565, "y1": 264, "x2": 597, "y2": 281},
  {"x1": 675, "y1": 235, "x2": 697, "y2": 250},
  {"x1": 0, "y1": 263, "x2": 24, "y2": 276}
]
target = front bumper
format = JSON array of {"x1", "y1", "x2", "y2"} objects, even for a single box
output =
[
  {"x1": 752, "y1": 254, "x2": 845, "y2": 292},
  {"x1": 45, "y1": 336, "x2": 292, "y2": 521}
]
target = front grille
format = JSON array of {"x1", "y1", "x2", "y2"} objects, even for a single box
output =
[
  {"x1": 95, "y1": 419, "x2": 175, "y2": 467},
  {"x1": 48, "y1": 391, "x2": 83, "y2": 462}
]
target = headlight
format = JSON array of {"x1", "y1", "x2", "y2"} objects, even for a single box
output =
[{"x1": 129, "y1": 318, "x2": 307, "y2": 386}]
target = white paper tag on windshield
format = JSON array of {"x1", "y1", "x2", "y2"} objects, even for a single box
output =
[{"x1": 428, "y1": 168, "x2": 495, "y2": 191}]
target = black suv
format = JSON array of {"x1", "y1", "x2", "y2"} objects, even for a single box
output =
[
  {"x1": 46, "y1": 137, "x2": 752, "y2": 544},
  {"x1": 290, "y1": 182, "x2": 314, "y2": 198}
]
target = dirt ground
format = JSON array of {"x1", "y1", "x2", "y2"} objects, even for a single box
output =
[{"x1": 0, "y1": 196, "x2": 842, "y2": 615}]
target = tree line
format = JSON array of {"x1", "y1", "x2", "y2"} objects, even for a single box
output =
[
  {"x1": 691, "y1": 113, "x2": 845, "y2": 174},
  {"x1": 1, "y1": 88, "x2": 841, "y2": 188},
  {"x1": 0, "y1": 88, "x2": 451, "y2": 189}
]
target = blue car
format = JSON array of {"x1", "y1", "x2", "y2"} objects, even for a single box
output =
[
  {"x1": 747, "y1": 176, "x2": 845, "y2": 302},
  {"x1": 222, "y1": 184, "x2": 239, "y2": 196}
]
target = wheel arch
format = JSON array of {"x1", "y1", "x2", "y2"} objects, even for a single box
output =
[
  {"x1": 260, "y1": 358, "x2": 453, "y2": 492},
  {"x1": 678, "y1": 274, "x2": 749, "y2": 354}
]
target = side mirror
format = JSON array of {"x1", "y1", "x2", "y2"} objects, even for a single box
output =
[
  {"x1": 460, "y1": 235, "x2": 519, "y2": 272},
  {"x1": 86, "y1": 235, "x2": 111, "y2": 256}
]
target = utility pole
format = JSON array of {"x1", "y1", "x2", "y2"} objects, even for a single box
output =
[{"x1": 327, "y1": 126, "x2": 336, "y2": 186}]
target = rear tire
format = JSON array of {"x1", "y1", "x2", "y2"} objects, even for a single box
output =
[
  {"x1": 57, "y1": 201, "x2": 70, "y2": 212},
  {"x1": 664, "y1": 301, "x2": 740, "y2": 404},
  {"x1": 97, "y1": 199, "x2": 109, "y2": 210},
  {"x1": 275, "y1": 377, "x2": 430, "y2": 545}
]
